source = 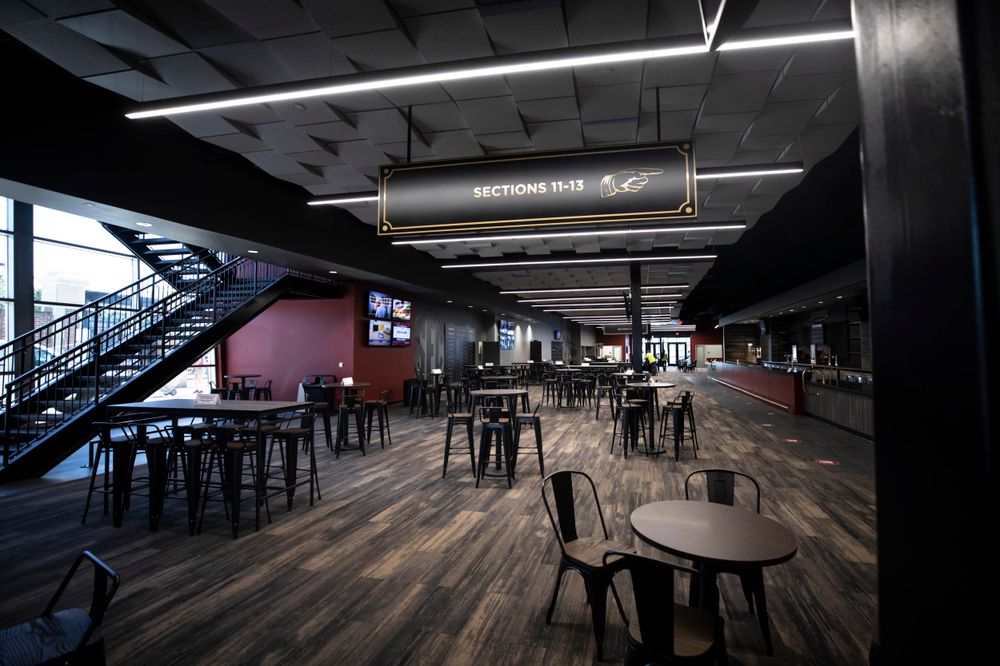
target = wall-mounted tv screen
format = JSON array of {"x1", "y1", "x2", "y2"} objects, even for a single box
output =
[
  {"x1": 368, "y1": 319, "x2": 392, "y2": 346},
  {"x1": 499, "y1": 319, "x2": 514, "y2": 350},
  {"x1": 392, "y1": 298, "x2": 411, "y2": 321},
  {"x1": 391, "y1": 322, "x2": 411, "y2": 346},
  {"x1": 368, "y1": 291, "x2": 393, "y2": 319}
]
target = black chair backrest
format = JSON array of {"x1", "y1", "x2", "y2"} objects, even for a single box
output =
[
  {"x1": 302, "y1": 384, "x2": 326, "y2": 403},
  {"x1": 44, "y1": 551, "x2": 120, "y2": 650},
  {"x1": 541, "y1": 470, "x2": 608, "y2": 548},
  {"x1": 603, "y1": 551, "x2": 703, "y2": 660},
  {"x1": 685, "y1": 468, "x2": 762, "y2": 513}
]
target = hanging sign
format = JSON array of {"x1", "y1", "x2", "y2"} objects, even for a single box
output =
[{"x1": 377, "y1": 141, "x2": 696, "y2": 236}]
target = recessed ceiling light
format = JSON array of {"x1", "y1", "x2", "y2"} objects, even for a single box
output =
[
  {"x1": 520, "y1": 294, "x2": 682, "y2": 303},
  {"x1": 135, "y1": 222, "x2": 153, "y2": 228},
  {"x1": 328, "y1": 270, "x2": 338, "y2": 274},
  {"x1": 292, "y1": 102, "x2": 306, "y2": 111},
  {"x1": 247, "y1": 250, "x2": 259, "y2": 254},
  {"x1": 443, "y1": 255, "x2": 715, "y2": 269},
  {"x1": 836, "y1": 295, "x2": 843, "y2": 299},
  {"x1": 482, "y1": 309, "x2": 487, "y2": 312},
  {"x1": 308, "y1": 194, "x2": 379, "y2": 206},
  {"x1": 446, "y1": 300, "x2": 453, "y2": 303},
  {"x1": 468, "y1": 305, "x2": 473, "y2": 308},
  {"x1": 392, "y1": 223, "x2": 745, "y2": 245},
  {"x1": 818, "y1": 301, "x2": 824, "y2": 304},
  {"x1": 84, "y1": 202, "x2": 95, "y2": 207}
]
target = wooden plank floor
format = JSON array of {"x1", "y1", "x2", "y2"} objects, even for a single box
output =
[{"x1": 0, "y1": 371, "x2": 877, "y2": 665}]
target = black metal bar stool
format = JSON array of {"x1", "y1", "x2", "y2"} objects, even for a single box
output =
[
  {"x1": 443, "y1": 393, "x2": 476, "y2": 478},
  {"x1": 335, "y1": 388, "x2": 367, "y2": 457},
  {"x1": 365, "y1": 388, "x2": 392, "y2": 448},
  {"x1": 512, "y1": 402, "x2": 544, "y2": 476},
  {"x1": 301, "y1": 383, "x2": 334, "y2": 450},
  {"x1": 475, "y1": 406, "x2": 514, "y2": 488},
  {"x1": 269, "y1": 412, "x2": 320, "y2": 509}
]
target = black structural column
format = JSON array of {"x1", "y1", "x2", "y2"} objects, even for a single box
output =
[
  {"x1": 853, "y1": 1, "x2": 997, "y2": 663},
  {"x1": 12, "y1": 200, "x2": 34, "y2": 338},
  {"x1": 629, "y1": 262, "x2": 642, "y2": 371}
]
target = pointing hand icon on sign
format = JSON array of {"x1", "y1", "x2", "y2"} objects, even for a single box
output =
[{"x1": 600, "y1": 167, "x2": 664, "y2": 198}]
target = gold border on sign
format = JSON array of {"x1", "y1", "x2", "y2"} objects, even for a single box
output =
[{"x1": 377, "y1": 143, "x2": 697, "y2": 236}]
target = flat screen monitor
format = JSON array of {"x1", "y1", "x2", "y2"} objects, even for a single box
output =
[
  {"x1": 392, "y1": 298, "x2": 412, "y2": 321},
  {"x1": 368, "y1": 291, "x2": 393, "y2": 319},
  {"x1": 368, "y1": 319, "x2": 392, "y2": 346},
  {"x1": 553, "y1": 330, "x2": 561, "y2": 341},
  {"x1": 499, "y1": 319, "x2": 514, "y2": 350},
  {"x1": 391, "y1": 322, "x2": 411, "y2": 346}
]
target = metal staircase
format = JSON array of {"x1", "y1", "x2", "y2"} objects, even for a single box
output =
[
  {"x1": 1, "y1": 251, "x2": 340, "y2": 481},
  {"x1": 101, "y1": 224, "x2": 223, "y2": 289}
]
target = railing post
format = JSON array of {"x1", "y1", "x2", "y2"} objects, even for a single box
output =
[
  {"x1": 93, "y1": 336, "x2": 101, "y2": 407},
  {"x1": 161, "y1": 302, "x2": 167, "y2": 358}
]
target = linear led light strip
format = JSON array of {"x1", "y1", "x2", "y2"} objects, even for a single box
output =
[
  {"x1": 443, "y1": 254, "x2": 715, "y2": 269},
  {"x1": 533, "y1": 300, "x2": 678, "y2": 308},
  {"x1": 127, "y1": 43, "x2": 709, "y2": 119},
  {"x1": 126, "y1": 30, "x2": 854, "y2": 120},
  {"x1": 519, "y1": 294, "x2": 682, "y2": 302},
  {"x1": 501, "y1": 285, "x2": 688, "y2": 294},
  {"x1": 545, "y1": 307, "x2": 676, "y2": 312},
  {"x1": 389, "y1": 223, "x2": 746, "y2": 244}
]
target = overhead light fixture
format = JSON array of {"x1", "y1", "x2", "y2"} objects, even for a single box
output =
[
  {"x1": 135, "y1": 222, "x2": 153, "y2": 228},
  {"x1": 446, "y1": 300, "x2": 453, "y2": 303},
  {"x1": 520, "y1": 294, "x2": 682, "y2": 303},
  {"x1": 696, "y1": 163, "x2": 803, "y2": 180},
  {"x1": 500, "y1": 284, "x2": 688, "y2": 294},
  {"x1": 718, "y1": 30, "x2": 855, "y2": 51},
  {"x1": 247, "y1": 250, "x2": 259, "y2": 254},
  {"x1": 126, "y1": 39, "x2": 709, "y2": 119},
  {"x1": 391, "y1": 223, "x2": 745, "y2": 245},
  {"x1": 442, "y1": 255, "x2": 715, "y2": 269},
  {"x1": 533, "y1": 300, "x2": 678, "y2": 308},
  {"x1": 308, "y1": 194, "x2": 378, "y2": 206},
  {"x1": 545, "y1": 306, "x2": 676, "y2": 312},
  {"x1": 328, "y1": 270, "x2": 338, "y2": 274}
]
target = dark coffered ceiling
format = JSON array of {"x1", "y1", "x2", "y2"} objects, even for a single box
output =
[{"x1": 0, "y1": 0, "x2": 862, "y2": 323}]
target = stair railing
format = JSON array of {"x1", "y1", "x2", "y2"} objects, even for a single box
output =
[
  {"x1": 0, "y1": 250, "x2": 228, "y2": 389},
  {"x1": 2, "y1": 257, "x2": 334, "y2": 464}
]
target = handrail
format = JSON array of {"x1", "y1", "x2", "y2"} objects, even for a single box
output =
[
  {"x1": 2, "y1": 256, "x2": 335, "y2": 464},
  {"x1": 0, "y1": 249, "x2": 225, "y2": 383}
]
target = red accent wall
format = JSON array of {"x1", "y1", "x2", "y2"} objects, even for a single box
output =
[
  {"x1": 351, "y1": 283, "x2": 415, "y2": 403},
  {"x1": 222, "y1": 288, "x2": 356, "y2": 401},
  {"x1": 596, "y1": 333, "x2": 630, "y2": 360},
  {"x1": 221, "y1": 282, "x2": 415, "y2": 403}
]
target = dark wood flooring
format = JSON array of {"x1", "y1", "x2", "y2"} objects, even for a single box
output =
[{"x1": 0, "y1": 371, "x2": 877, "y2": 665}]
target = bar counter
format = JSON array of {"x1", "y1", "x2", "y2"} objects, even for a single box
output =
[{"x1": 708, "y1": 361, "x2": 805, "y2": 413}]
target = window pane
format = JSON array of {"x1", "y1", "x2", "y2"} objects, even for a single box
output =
[
  {"x1": 0, "y1": 301, "x2": 10, "y2": 345},
  {"x1": 33, "y1": 206, "x2": 131, "y2": 253},
  {"x1": 147, "y1": 365, "x2": 216, "y2": 401},
  {"x1": 1, "y1": 196, "x2": 10, "y2": 231},
  {"x1": 0, "y1": 232, "x2": 10, "y2": 300},
  {"x1": 34, "y1": 240, "x2": 137, "y2": 305},
  {"x1": 191, "y1": 348, "x2": 216, "y2": 367}
]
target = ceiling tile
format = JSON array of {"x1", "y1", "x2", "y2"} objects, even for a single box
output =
[
  {"x1": 199, "y1": 41, "x2": 292, "y2": 87},
  {"x1": 270, "y1": 100, "x2": 342, "y2": 127},
  {"x1": 166, "y1": 113, "x2": 241, "y2": 138},
  {"x1": 456, "y1": 97, "x2": 524, "y2": 134},
  {"x1": 747, "y1": 100, "x2": 821, "y2": 136},
  {"x1": 739, "y1": 133, "x2": 794, "y2": 151},
  {"x1": 636, "y1": 110, "x2": 698, "y2": 142},
  {"x1": 128, "y1": 0, "x2": 255, "y2": 49},
  {"x1": 326, "y1": 91, "x2": 394, "y2": 113},
  {"x1": 298, "y1": 121, "x2": 363, "y2": 143},
  {"x1": 578, "y1": 83, "x2": 641, "y2": 123},
  {"x1": 814, "y1": 103, "x2": 858, "y2": 125},
  {"x1": 527, "y1": 119, "x2": 583, "y2": 150},
  {"x1": 285, "y1": 148, "x2": 345, "y2": 167},
  {"x1": 647, "y1": 0, "x2": 704, "y2": 38},
  {"x1": 425, "y1": 129, "x2": 484, "y2": 158},
  {"x1": 204, "y1": 0, "x2": 320, "y2": 40},
  {"x1": 0, "y1": 0, "x2": 45, "y2": 25},
  {"x1": 518, "y1": 97, "x2": 580, "y2": 123},
  {"x1": 784, "y1": 40, "x2": 856, "y2": 76},
  {"x1": 320, "y1": 164, "x2": 377, "y2": 190},
  {"x1": 566, "y1": 0, "x2": 647, "y2": 46},
  {"x1": 481, "y1": 2, "x2": 567, "y2": 54},
  {"x1": 374, "y1": 140, "x2": 436, "y2": 161},
  {"x1": 695, "y1": 111, "x2": 757, "y2": 134},
  {"x1": 410, "y1": 102, "x2": 469, "y2": 132},
  {"x1": 713, "y1": 47, "x2": 794, "y2": 75},
  {"x1": 641, "y1": 84, "x2": 708, "y2": 113},
  {"x1": 582, "y1": 119, "x2": 638, "y2": 144},
  {"x1": 642, "y1": 53, "x2": 718, "y2": 87},
  {"x1": 201, "y1": 132, "x2": 269, "y2": 153},
  {"x1": 348, "y1": 108, "x2": 409, "y2": 144},
  {"x1": 478, "y1": 130, "x2": 533, "y2": 152},
  {"x1": 254, "y1": 122, "x2": 324, "y2": 153},
  {"x1": 275, "y1": 170, "x2": 330, "y2": 187},
  {"x1": 147, "y1": 51, "x2": 238, "y2": 96},
  {"x1": 692, "y1": 132, "x2": 741, "y2": 161},
  {"x1": 84, "y1": 69, "x2": 172, "y2": 101},
  {"x1": 389, "y1": 0, "x2": 475, "y2": 17},
  {"x1": 701, "y1": 70, "x2": 777, "y2": 115},
  {"x1": 333, "y1": 140, "x2": 390, "y2": 169},
  {"x1": 332, "y1": 29, "x2": 424, "y2": 70},
  {"x1": 58, "y1": 9, "x2": 189, "y2": 59},
  {"x1": 574, "y1": 62, "x2": 644, "y2": 88},
  {"x1": 743, "y1": 0, "x2": 824, "y2": 28},
  {"x1": 380, "y1": 84, "x2": 453, "y2": 107},
  {"x1": 303, "y1": 0, "x2": 397, "y2": 38},
  {"x1": 440, "y1": 77, "x2": 511, "y2": 100},
  {"x1": 263, "y1": 32, "x2": 356, "y2": 80},
  {"x1": 506, "y1": 71, "x2": 576, "y2": 102},
  {"x1": 20, "y1": 0, "x2": 112, "y2": 16},
  {"x1": 769, "y1": 72, "x2": 852, "y2": 103},
  {"x1": 797, "y1": 123, "x2": 856, "y2": 154},
  {"x1": 405, "y1": 9, "x2": 494, "y2": 63},
  {"x1": 242, "y1": 150, "x2": 310, "y2": 176},
  {"x1": 3, "y1": 18, "x2": 127, "y2": 77}
]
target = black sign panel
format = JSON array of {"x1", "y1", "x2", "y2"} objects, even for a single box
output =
[{"x1": 377, "y1": 141, "x2": 696, "y2": 236}]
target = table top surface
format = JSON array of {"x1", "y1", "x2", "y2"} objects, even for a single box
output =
[
  {"x1": 468, "y1": 388, "x2": 528, "y2": 396},
  {"x1": 482, "y1": 375, "x2": 517, "y2": 380},
  {"x1": 325, "y1": 382, "x2": 371, "y2": 388},
  {"x1": 614, "y1": 372, "x2": 649, "y2": 377},
  {"x1": 626, "y1": 382, "x2": 678, "y2": 389},
  {"x1": 223, "y1": 374, "x2": 262, "y2": 378},
  {"x1": 110, "y1": 399, "x2": 312, "y2": 416},
  {"x1": 630, "y1": 500, "x2": 798, "y2": 567}
]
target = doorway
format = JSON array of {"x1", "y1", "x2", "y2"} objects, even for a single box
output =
[{"x1": 667, "y1": 342, "x2": 688, "y2": 366}]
